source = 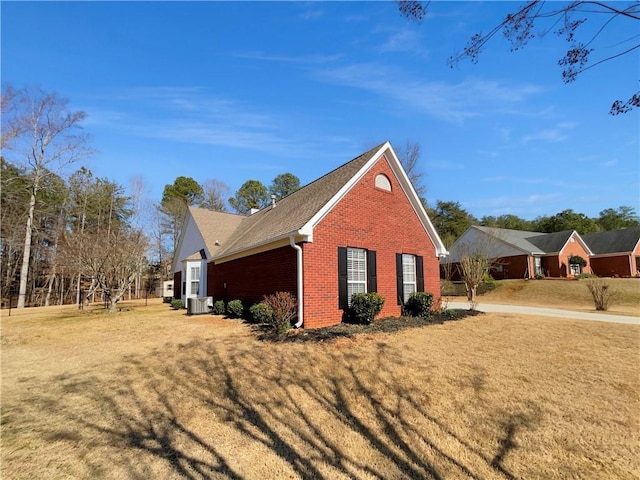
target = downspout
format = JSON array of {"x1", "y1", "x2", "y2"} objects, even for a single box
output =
[{"x1": 289, "y1": 236, "x2": 303, "y2": 328}]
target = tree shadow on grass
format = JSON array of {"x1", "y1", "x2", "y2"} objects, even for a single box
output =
[{"x1": 4, "y1": 334, "x2": 542, "y2": 479}]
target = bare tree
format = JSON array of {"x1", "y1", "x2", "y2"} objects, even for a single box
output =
[
  {"x1": 458, "y1": 253, "x2": 492, "y2": 308},
  {"x1": 398, "y1": 1, "x2": 640, "y2": 114},
  {"x1": 201, "y1": 178, "x2": 230, "y2": 212},
  {"x1": 2, "y1": 86, "x2": 92, "y2": 307},
  {"x1": 445, "y1": 227, "x2": 502, "y2": 308},
  {"x1": 396, "y1": 140, "x2": 427, "y2": 200},
  {"x1": 66, "y1": 225, "x2": 148, "y2": 313}
]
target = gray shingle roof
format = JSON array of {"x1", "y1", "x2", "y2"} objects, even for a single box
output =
[
  {"x1": 526, "y1": 230, "x2": 575, "y2": 254},
  {"x1": 473, "y1": 226, "x2": 546, "y2": 254},
  {"x1": 473, "y1": 226, "x2": 581, "y2": 255},
  {"x1": 187, "y1": 208, "x2": 245, "y2": 258},
  {"x1": 189, "y1": 143, "x2": 386, "y2": 260},
  {"x1": 582, "y1": 227, "x2": 640, "y2": 254}
]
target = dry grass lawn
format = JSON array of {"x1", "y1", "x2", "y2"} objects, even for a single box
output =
[
  {"x1": 2, "y1": 297, "x2": 639, "y2": 479},
  {"x1": 461, "y1": 278, "x2": 640, "y2": 316}
]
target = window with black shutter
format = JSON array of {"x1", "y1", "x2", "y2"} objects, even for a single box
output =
[
  {"x1": 397, "y1": 253, "x2": 424, "y2": 304},
  {"x1": 338, "y1": 247, "x2": 377, "y2": 309}
]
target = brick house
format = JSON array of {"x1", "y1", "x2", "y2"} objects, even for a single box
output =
[
  {"x1": 582, "y1": 227, "x2": 640, "y2": 277},
  {"x1": 441, "y1": 226, "x2": 593, "y2": 280},
  {"x1": 172, "y1": 142, "x2": 448, "y2": 328}
]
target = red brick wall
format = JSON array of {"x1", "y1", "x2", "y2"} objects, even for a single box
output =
[
  {"x1": 301, "y1": 155, "x2": 441, "y2": 328},
  {"x1": 590, "y1": 255, "x2": 633, "y2": 277},
  {"x1": 553, "y1": 239, "x2": 591, "y2": 277},
  {"x1": 208, "y1": 247, "x2": 297, "y2": 304},
  {"x1": 493, "y1": 255, "x2": 530, "y2": 279}
]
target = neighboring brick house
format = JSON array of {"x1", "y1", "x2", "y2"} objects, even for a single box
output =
[
  {"x1": 582, "y1": 227, "x2": 640, "y2": 277},
  {"x1": 441, "y1": 226, "x2": 593, "y2": 280},
  {"x1": 172, "y1": 142, "x2": 448, "y2": 328}
]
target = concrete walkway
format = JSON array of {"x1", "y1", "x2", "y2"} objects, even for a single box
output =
[{"x1": 447, "y1": 301, "x2": 640, "y2": 325}]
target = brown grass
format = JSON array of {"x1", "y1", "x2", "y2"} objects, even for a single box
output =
[
  {"x1": 470, "y1": 278, "x2": 640, "y2": 316},
  {"x1": 2, "y1": 299, "x2": 639, "y2": 479}
]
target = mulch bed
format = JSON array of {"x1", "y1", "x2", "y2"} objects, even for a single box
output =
[{"x1": 255, "y1": 309, "x2": 483, "y2": 343}]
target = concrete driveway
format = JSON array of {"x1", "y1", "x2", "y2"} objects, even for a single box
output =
[{"x1": 447, "y1": 301, "x2": 640, "y2": 325}]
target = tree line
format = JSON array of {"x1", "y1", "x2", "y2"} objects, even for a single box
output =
[
  {"x1": 2, "y1": 85, "x2": 637, "y2": 310},
  {"x1": 429, "y1": 201, "x2": 639, "y2": 248}
]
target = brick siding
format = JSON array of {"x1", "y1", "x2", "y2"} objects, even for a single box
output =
[{"x1": 301, "y1": 155, "x2": 441, "y2": 328}]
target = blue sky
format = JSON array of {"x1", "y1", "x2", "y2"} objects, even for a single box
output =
[{"x1": 2, "y1": 1, "x2": 638, "y2": 220}]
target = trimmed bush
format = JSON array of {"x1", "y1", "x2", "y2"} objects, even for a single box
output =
[
  {"x1": 263, "y1": 292, "x2": 297, "y2": 335},
  {"x1": 404, "y1": 292, "x2": 434, "y2": 318},
  {"x1": 226, "y1": 299, "x2": 244, "y2": 318},
  {"x1": 212, "y1": 300, "x2": 225, "y2": 315},
  {"x1": 162, "y1": 296, "x2": 173, "y2": 304},
  {"x1": 348, "y1": 292, "x2": 385, "y2": 324},
  {"x1": 534, "y1": 273, "x2": 545, "y2": 280},
  {"x1": 170, "y1": 299, "x2": 184, "y2": 310},
  {"x1": 249, "y1": 302, "x2": 274, "y2": 324}
]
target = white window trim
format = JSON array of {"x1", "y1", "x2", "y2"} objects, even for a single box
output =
[
  {"x1": 347, "y1": 248, "x2": 367, "y2": 305},
  {"x1": 402, "y1": 254, "x2": 417, "y2": 303},
  {"x1": 184, "y1": 260, "x2": 206, "y2": 299}
]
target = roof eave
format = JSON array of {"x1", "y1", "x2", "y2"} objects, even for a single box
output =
[{"x1": 212, "y1": 230, "x2": 312, "y2": 264}]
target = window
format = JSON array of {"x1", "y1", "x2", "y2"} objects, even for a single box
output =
[
  {"x1": 402, "y1": 254, "x2": 417, "y2": 303},
  {"x1": 534, "y1": 257, "x2": 543, "y2": 276},
  {"x1": 190, "y1": 265, "x2": 200, "y2": 296},
  {"x1": 396, "y1": 253, "x2": 424, "y2": 304},
  {"x1": 347, "y1": 248, "x2": 367, "y2": 303},
  {"x1": 338, "y1": 247, "x2": 377, "y2": 309}
]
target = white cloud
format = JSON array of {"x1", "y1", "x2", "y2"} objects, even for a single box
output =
[
  {"x1": 234, "y1": 52, "x2": 342, "y2": 65},
  {"x1": 85, "y1": 88, "x2": 308, "y2": 157},
  {"x1": 378, "y1": 29, "x2": 425, "y2": 54},
  {"x1": 318, "y1": 63, "x2": 544, "y2": 123},
  {"x1": 522, "y1": 122, "x2": 576, "y2": 143}
]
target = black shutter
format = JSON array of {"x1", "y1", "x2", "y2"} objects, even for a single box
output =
[
  {"x1": 338, "y1": 247, "x2": 348, "y2": 309},
  {"x1": 416, "y1": 255, "x2": 424, "y2": 292},
  {"x1": 367, "y1": 250, "x2": 377, "y2": 292},
  {"x1": 396, "y1": 253, "x2": 403, "y2": 305}
]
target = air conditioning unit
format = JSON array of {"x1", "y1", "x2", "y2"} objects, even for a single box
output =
[{"x1": 187, "y1": 296, "x2": 213, "y2": 315}]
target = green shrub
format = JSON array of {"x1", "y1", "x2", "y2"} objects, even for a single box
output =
[
  {"x1": 534, "y1": 273, "x2": 545, "y2": 280},
  {"x1": 569, "y1": 255, "x2": 587, "y2": 267},
  {"x1": 170, "y1": 299, "x2": 184, "y2": 310},
  {"x1": 162, "y1": 296, "x2": 173, "y2": 303},
  {"x1": 348, "y1": 292, "x2": 385, "y2": 324},
  {"x1": 212, "y1": 300, "x2": 226, "y2": 315},
  {"x1": 226, "y1": 299, "x2": 244, "y2": 318},
  {"x1": 577, "y1": 273, "x2": 597, "y2": 280},
  {"x1": 249, "y1": 302, "x2": 274, "y2": 324},
  {"x1": 263, "y1": 292, "x2": 297, "y2": 335},
  {"x1": 404, "y1": 292, "x2": 434, "y2": 318},
  {"x1": 482, "y1": 273, "x2": 495, "y2": 284}
]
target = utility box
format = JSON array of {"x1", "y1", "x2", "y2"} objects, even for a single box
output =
[{"x1": 187, "y1": 296, "x2": 213, "y2": 315}]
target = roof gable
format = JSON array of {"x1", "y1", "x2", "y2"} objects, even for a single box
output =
[{"x1": 172, "y1": 207, "x2": 244, "y2": 271}]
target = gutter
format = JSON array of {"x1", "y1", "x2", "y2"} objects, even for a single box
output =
[{"x1": 289, "y1": 236, "x2": 304, "y2": 328}]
